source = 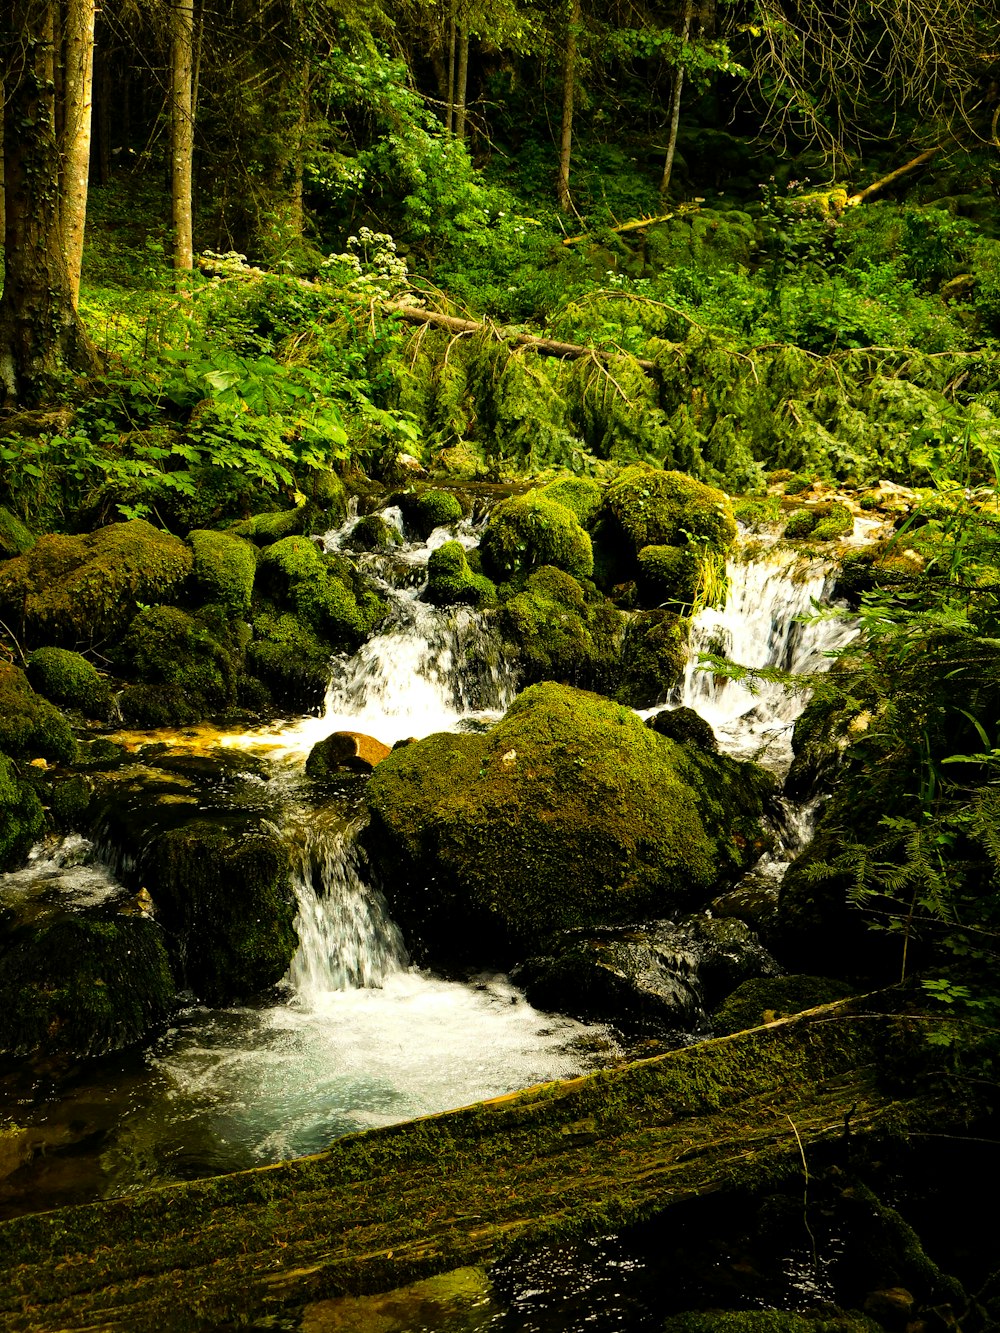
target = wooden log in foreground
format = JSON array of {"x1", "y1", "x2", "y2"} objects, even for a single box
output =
[
  {"x1": 0, "y1": 1000, "x2": 955, "y2": 1332},
  {"x1": 383, "y1": 301, "x2": 658, "y2": 372}
]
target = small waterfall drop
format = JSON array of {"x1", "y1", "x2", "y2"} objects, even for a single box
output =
[
  {"x1": 679, "y1": 545, "x2": 858, "y2": 773},
  {"x1": 284, "y1": 818, "x2": 407, "y2": 1005}
]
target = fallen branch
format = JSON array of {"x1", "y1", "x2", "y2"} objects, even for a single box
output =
[
  {"x1": 561, "y1": 202, "x2": 701, "y2": 247},
  {"x1": 846, "y1": 148, "x2": 940, "y2": 206},
  {"x1": 382, "y1": 301, "x2": 657, "y2": 372}
]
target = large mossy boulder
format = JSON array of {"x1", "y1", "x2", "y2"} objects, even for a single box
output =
[
  {"x1": 0, "y1": 751, "x2": 44, "y2": 871},
  {"x1": 397, "y1": 488, "x2": 465, "y2": 540},
  {"x1": 188, "y1": 529, "x2": 257, "y2": 613},
  {"x1": 424, "y1": 541, "x2": 497, "y2": 608},
  {"x1": 0, "y1": 915, "x2": 175, "y2": 1060},
  {"x1": 114, "y1": 605, "x2": 239, "y2": 725},
  {"x1": 247, "y1": 610, "x2": 333, "y2": 712},
  {"x1": 0, "y1": 519, "x2": 193, "y2": 649},
  {"x1": 0, "y1": 664, "x2": 76, "y2": 762},
  {"x1": 597, "y1": 465, "x2": 736, "y2": 583},
  {"x1": 479, "y1": 492, "x2": 594, "y2": 583},
  {"x1": 363, "y1": 682, "x2": 776, "y2": 964},
  {"x1": 257, "y1": 535, "x2": 387, "y2": 650},
  {"x1": 26, "y1": 647, "x2": 113, "y2": 721},
  {"x1": 497, "y1": 566, "x2": 623, "y2": 692},
  {"x1": 0, "y1": 507, "x2": 34, "y2": 559},
  {"x1": 539, "y1": 476, "x2": 604, "y2": 527},
  {"x1": 617, "y1": 609, "x2": 688, "y2": 707}
]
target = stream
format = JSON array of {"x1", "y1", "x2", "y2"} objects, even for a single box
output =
[{"x1": 0, "y1": 511, "x2": 861, "y2": 1228}]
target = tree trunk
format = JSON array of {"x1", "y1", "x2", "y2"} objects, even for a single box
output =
[
  {"x1": 557, "y1": 0, "x2": 580, "y2": 213},
  {"x1": 170, "y1": 0, "x2": 195, "y2": 276},
  {"x1": 62, "y1": 0, "x2": 96, "y2": 305},
  {"x1": 454, "y1": 22, "x2": 469, "y2": 140},
  {"x1": 0, "y1": 7, "x2": 99, "y2": 406},
  {"x1": 445, "y1": 2, "x2": 457, "y2": 134},
  {"x1": 660, "y1": 0, "x2": 693, "y2": 198}
]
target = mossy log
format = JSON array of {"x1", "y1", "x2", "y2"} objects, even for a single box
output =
[{"x1": 0, "y1": 1000, "x2": 960, "y2": 1332}]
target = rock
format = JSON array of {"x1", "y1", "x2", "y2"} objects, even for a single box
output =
[
  {"x1": 863, "y1": 1287, "x2": 915, "y2": 1325},
  {"x1": 617, "y1": 609, "x2": 688, "y2": 707},
  {"x1": 539, "y1": 476, "x2": 603, "y2": 528},
  {"x1": 423, "y1": 541, "x2": 496, "y2": 608},
  {"x1": 247, "y1": 610, "x2": 335, "y2": 712},
  {"x1": 0, "y1": 751, "x2": 44, "y2": 871},
  {"x1": 712, "y1": 974, "x2": 856, "y2": 1036},
  {"x1": 187, "y1": 528, "x2": 257, "y2": 612},
  {"x1": 231, "y1": 506, "x2": 308, "y2": 545},
  {"x1": 363, "y1": 682, "x2": 777, "y2": 965},
  {"x1": 647, "y1": 706, "x2": 718, "y2": 752},
  {"x1": 0, "y1": 664, "x2": 76, "y2": 762},
  {"x1": 783, "y1": 501, "x2": 853, "y2": 541},
  {"x1": 597, "y1": 464, "x2": 737, "y2": 577},
  {"x1": 0, "y1": 506, "x2": 35, "y2": 559},
  {"x1": 636, "y1": 543, "x2": 701, "y2": 609},
  {"x1": 306, "y1": 731, "x2": 391, "y2": 777},
  {"x1": 345, "y1": 514, "x2": 403, "y2": 553},
  {"x1": 515, "y1": 915, "x2": 779, "y2": 1033},
  {"x1": 113, "y1": 605, "x2": 239, "y2": 724},
  {"x1": 396, "y1": 488, "x2": 465, "y2": 540},
  {"x1": 497, "y1": 565, "x2": 623, "y2": 691},
  {"x1": 26, "y1": 647, "x2": 113, "y2": 721},
  {"x1": 479, "y1": 491, "x2": 593, "y2": 583},
  {"x1": 0, "y1": 519, "x2": 193, "y2": 648},
  {"x1": 256, "y1": 535, "x2": 387, "y2": 651}
]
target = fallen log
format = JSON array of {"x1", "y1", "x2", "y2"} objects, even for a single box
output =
[
  {"x1": 560, "y1": 202, "x2": 701, "y2": 247},
  {"x1": 0, "y1": 997, "x2": 960, "y2": 1332},
  {"x1": 846, "y1": 148, "x2": 940, "y2": 206},
  {"x1": 383, "y1": 302, "x2": 658, "y2": 372}
]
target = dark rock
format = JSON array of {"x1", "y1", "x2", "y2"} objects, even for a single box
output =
[
  {"x1": 712, "y1": 974, "x2": 856, "y2": 1036},
  {"x1": 306, "y1": 731, "x2": 392, "y2": 777},
  {"x1": 647, "y1": 706, "x2": 718, "y2": 751}
]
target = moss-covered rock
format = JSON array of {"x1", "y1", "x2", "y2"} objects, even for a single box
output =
[
  {"x1": 114, "y1": 605, "x2": 237, "y2": 722},
  {"x1": 301, "y1": 468, "x2": 348, "y2": 530},
  {"x1": 661, "y1": 1313, "x2": 882, "y2": 1332},
  {"x1": 783, "y1": 501, "x2": 853, "y2": 541},
  {"x1": 616, "y1": 609, "x2": 688, "y2": 707},
  {"x1": 636, "y1": 543, "x2": 701, "y2": 609},
  {"x1": 26, "y1": 647, "x2": 112, "y2": 721},
  {"x1": 647, "y1": 706, "x2": 718, "y2": 751},
  {"x1": 231, "y1": 507, "x2": 307, "y2": 545},
  {"x1": 257, "y1": 536, "x2": 387, "y2": 650},
  {"x1": 0, "y1": 751, "x2": 45, "y2": 871},
  {"x1": 363, "y1": 682, "x2": 776, "y2": 964},
  {"x1": 497, "y1": 566, "x2": 623, "y2": 692},
  {"x1": 712, "y1": 974, "x2": 857, "y2": 1036},
  {"x1": 247, "y1": 610, "x2": 334, "y2": 712},
  {"x1": 0, "y1": 664, "x2": 76, "y2": 762},
  {"x1": 345, "y1": 514, "x2": 404, "y2": 553},
  {"x1": 188, "y1": 529, "x2": 257, "y2": 613},
  {"x1": 479, "y1": 492, "x2": 594, "y2": 583},
  {"x1": 0, "y1": 916, "x2": 175, "y2": 1060},
  {"x1": 834, "y1": 542, "x2": 925, "y2": 605},
  {"x1": 600, "y1": 466, "x2": 737, "y2": 574},
  {"x1": 539, "y1": 476, "x2": 604, "y2": 528},
  {"x1": 0, "y1": 506, "x2": 34, "y2": 559},
  {"x1": 397, "y1": 488, "x2": 465, "y2": 540},
  {"x1": 0, "y1": 519, "x2": 193, "y2": 649},
  {"x1": 424, "y1": 541, "x2": 497, "y2": 608}
]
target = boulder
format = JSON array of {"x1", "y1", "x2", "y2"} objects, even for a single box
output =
[
  {"x1": 26, "y1": 647, "x2": 113, "y2": 721},
  {"x1": 306, "y1": 731, "x2": 392, "y2": 777},
  {"x1": 345, "y1": 514, "x2": 403, "y2": 553},
  {"x1": 423, "y1": 541, "x2": 496, "y2": 608},
  {"x1": 497, "y1": 566, "x2": 622, "y2": 691},
  {"x1": 712, "y1": 974, "x2": 856, "y2": 1036},
  {"x1": 0, "y1": 751, "x2": 44, "y2": 871},
  {"x1": 539, "y1": 476, "x2": 603, "y2": 528},
  {"x1": 363, "y1": 682, "x2": 777, "y2": 965},
  {"x1": 616, "y1": 609, "x2": 688, "y2": 707},
  {"x1": 597, "y1": 465, "x2": 737, "y2": 578},
  {"x1": 113, "y1": 605, "x2": 240, "y2": 725},
  {"x1": 256, "y1": 535, "x2": 387, "y2": 651},
  {"x1": 0, "y1": 519, "x2": 193, "y2": 648},
  {"x1": 188, "y1": 528, "x2": 257, "y2": 613},
  {"x1": 479, "y1": 492, "x2": 593, "y2": 583},
  {"x1": 647, "y1": 706, "x2": 718, "y2": 752},
  {"x1": 397, "y1": 488, "x2": 464, "y2": 540},
  {"x1": 0, "y1": 664, "x2": 76, "y2": 762}
]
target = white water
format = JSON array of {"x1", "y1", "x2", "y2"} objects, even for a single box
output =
[{"x1": 678, "y1": 545, "x2": 858, "y2": 774}]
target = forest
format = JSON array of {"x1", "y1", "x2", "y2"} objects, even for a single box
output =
[{"x1": 1, "y1": 0, "x2": 1000, "y2": 1329}]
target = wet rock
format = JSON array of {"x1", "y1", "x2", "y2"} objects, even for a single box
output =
[
  {"x1": 301, "y1": 1266, "x2": 496, "y2": 1333},
  {"x1": 307, "y1": 731, "x2": 392, "y2": 777},
  {"x1": 0, "y1": 751, "x2": 44, "y2": 872},
  {"x1": 26, "y1": 647, "x2": 113, "y2": 721},
  {"x1": 187, "y1": 528, "x2": 257, "y2": 613},
  {"x1": 0, "y1": 664, "x2": 76, "y2": 763},
  {"x1": 395, "y1": 488, "x2": 465, "y2": 540},
  {"x1": 712, "y1": 974, "x2": 856, "y2": 1036},
  {"x1": 345, "y1": 514, "x2": 403, "y2": 553},
  {"x1": 863, "y1": 1287, "x2": 915, "y2": 1326},
  {"x1": 423, "y1": 541, "x2": 496, "y2": 608},
  {"x1": 647, "y1": 706, "x2": 718, "y2": 752},
  {"x1": 617, "y1": 609, "x2": 688, "y2": 707},
  {"x1": 497, "y1": 566, "x2": 623, "y2": 692},
  {"x1": 363, "y1": 682, "x2": 777, "y2": 965},
  {"x1": 479, "y1": 491, "x2": 593, "y2": 582}
]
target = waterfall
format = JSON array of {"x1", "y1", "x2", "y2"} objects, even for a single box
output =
[
  {"x1": 283, "y1": 813, "x2": 407, "y2": 1006},
  {"x1": 678, "y1": 545, "x2": 858, "y2": 774}
]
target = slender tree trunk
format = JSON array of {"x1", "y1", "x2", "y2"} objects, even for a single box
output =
[
  {"x1": 454, "y1": 23, "x2": 469, "y2": 140},
  {"x1": 95, "y1": 45, "x2": 111, "y2": 185},
  {"x1": 556, "y1": 0, "x2": 580, "y2": 213},
  {"x1": 170, "y1": 0, "x2": 194, "y2": 276},
  {"x1": 660, "y1": 0, "x2": 693, "y2": 198},
  {"x1": 445, "y1": 2, "x2": 457, "y2": 133},
  {"x1": 62, "y1": 0, "x2": 96, "y2": 305},
  {"x1": 0, "y1": 7, "x2": 99, "y2": 405}
]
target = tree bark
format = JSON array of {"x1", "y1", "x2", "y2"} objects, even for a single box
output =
[
  {"x1": 170, "y1": 0, "x2": 195, "y2": 276},
  {"x1": 454, "y1": 22, "x2": 469, "y2": 140},
  {"x1": 0, "y1": 5, "x2": 99, "y2": 406},
  {"x1": 660, "y1": 0, "x2": 693, "y2": 198},
  {"x1": 61, "y1": 0, "x2": 96, "y2": 305},
  {"x1": 557, "y1": 0, "x2": 580, "y2": 213},
  {"x1": 445, "y1": 1, "x2": 457, "y2": 133}
]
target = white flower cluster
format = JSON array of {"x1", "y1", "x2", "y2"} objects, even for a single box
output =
[{"x1": 320, "y1": 227, "x2": 409, "y2": 295}]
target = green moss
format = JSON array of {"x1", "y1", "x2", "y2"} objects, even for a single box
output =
[
  {"x1": 647, "y1": 706, "x2": 718, "y2": 751},
  {"x1": 783, "y1": 473, "x2": 816, "y2": 496},
  {"x1": 0, "y1": 916, "x2": 175, "y2": 1059},
  {"x1": 0, "y1": 507, "x2": 34, "y2": 559},
  {"x1": 0, "y1": 519, "x2": 193, "y2": 649},
  {"x1": 636, "y1": 544, "x2": 701, "y2": 609},
  {"x1": 617, "y1": 610, "x2": 688, "y2": 707},
  {"x1": 26, "y1": 647, "x2": 112, "y2": 720},
  {"x1": 364, "y1": 682, "x2": 773, "y2": 962},
  {"x1": 398, "y1": 488, "x2": 465, "y2": 540},
  {"x1": 248, "y1": 609, "x2": 334, "y2": 711},
  {"x1": 784, "y1": 502, "x2": 853, "y2": 541},
  {"x1": 0, "y1": 751, "x2": 45, "y2": 871},
  {"x1": 258, "y1": 536, "x2": 387, "y2": 649},
  {"x1": 479, "y1": 492, "x2": 594, "y2": 582},
  {"x1": 540, "y1": 476, "x2": 604, "y2": 528},
  {"x1": 231, "y1": 506, "x2": 307, "y2": 545},
  {"x1": 188, "y1": 529, "x2": 257, "y2": 613},
  {"x1": 145, "y1": 821, "x2": 297, "y2": 1002},
  {"x1": 498, "y1": 566, "x2": 623, "y2": 692},
  {"x1": 661, "y1": 1314, "x2": 882, "y2": 1332},
  {"x1": 424, "y1": 541, "x2": 497, "y2": 608},
  {"x1": 712, "y1": 975, "x2": 857, "y2": 1036},
  {"x1": 346, "y1": 515, "x2": 404, "y2": 553},
  {"x1": 114, "y1": 605, "x2": 237, "y2": 720},
  {"x1": 302, "y1": 468, "x2": 348, "y2": 530},
  {"x1": 601, "y1": 465, "x2": 737, "y2": 571},
  {"x1": 783, "y1": 507, "x2": 817, "y2": 538},
  {"x1": 0, "y1": 664, "x2": 76, "y2": 762}
]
